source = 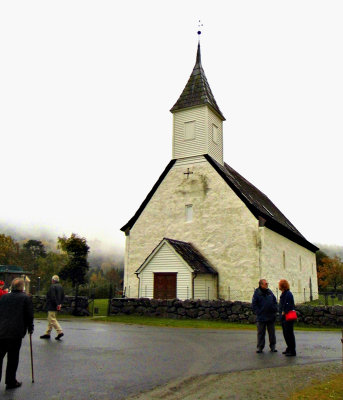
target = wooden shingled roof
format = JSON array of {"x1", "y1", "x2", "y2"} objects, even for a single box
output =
[
  {"x1": 170, "y1": 43, "x2": 225, "y2": 121},
  {"x1": 164, "y1": 238, "x2": 217, "y2": 274},
  {"x1": 136, "y1": 238, "x2": 217, "y2": 275},
  {"x1": 121, "y1": 155, "x2": 318, "y2": 253}
]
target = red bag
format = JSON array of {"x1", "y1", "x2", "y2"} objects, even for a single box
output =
[{"x1": 285, "y1": 310, "x2": 297, "y2": 321}]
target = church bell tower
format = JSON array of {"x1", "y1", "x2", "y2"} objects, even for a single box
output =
[{"x1": 170, "y1": 42, "x2": 226, "y2": 165}]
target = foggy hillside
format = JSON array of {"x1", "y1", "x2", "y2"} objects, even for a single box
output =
[
  {"x1": 315, "y1": 243, "x2": 343, "y2": 260},
  {"x1": 0, "y1": 222, "x2": 124, "y2": 270}
]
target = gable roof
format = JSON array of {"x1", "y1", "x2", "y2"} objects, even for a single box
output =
[
  {"x1": 170, "y1": 43, "x2": 225, "y2": 121},
  {"x1": 120, "y1": 159, "x2": 176, "y2": 234},
  {"x1": 136, "y1": 238, "x2": 217, "y2": 275},
  {"x1": 120, "y1": 156, "x2": 318, "y2": 253},
  {"x1": 204, "y1": 155, "x2": 318, "y2": 252}
]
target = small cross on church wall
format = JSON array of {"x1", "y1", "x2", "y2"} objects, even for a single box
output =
[{"x1": 183, "y1": 168, "x2": 193, "y2": 179}]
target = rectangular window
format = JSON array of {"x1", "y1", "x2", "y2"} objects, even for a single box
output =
[
  {"x1": 299, "y1": 256, "x2": 302, "y2": 271},
  {"x1": 212, "y1": 124, "x2": 219, "y2": 144},
  {"x1": 184, "y1": 121, "x2": 195, "y2": 140},
  {"x1": 185, "y1": 204, "x2": 193, "y2": 222},
  {"x1": 283, "y1": 251, "x2": 286, "y2": 269}
]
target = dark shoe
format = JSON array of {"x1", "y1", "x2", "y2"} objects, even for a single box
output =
[
  {"x1": 256, "y1": 349, "x2": 263, "y2": 353},
  {"x1": 6, "y1": 381, "x2": 22, "y2": 390},
  {"x1": 270, "y1": 349, "x2": 278, "y2": 352},
  {"x1": 55, "y1": 333, "x2": 64, "y2": 340},
  {"x1": 285, "y1": 352, "x2": 296, "y2": 357},
  {"x1": 282, "y1": 350, "x2": 288, "y2": 354},
  {"x1": 40, "y1": 334, "x2": 51, "y2": 339}
]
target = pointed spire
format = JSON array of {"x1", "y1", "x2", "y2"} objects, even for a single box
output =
[
  {"x1": 170, "y1": 42, "x2": 225, "y2": 121},
  {"x1": 196, "y1": 42, "x2": 201, "y2": 65}
]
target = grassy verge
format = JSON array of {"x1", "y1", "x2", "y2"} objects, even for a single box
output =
[
  {"x1": 86, "y1": 315, "x2": 343, "y2": 331},
  {"x1": 34, "y1": 312, "x2": 342, "y2": 331},
  {"x1": 289, "y1": 373, "x2": 343, "y2": 399}
]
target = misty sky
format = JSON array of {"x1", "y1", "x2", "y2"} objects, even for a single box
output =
[{"x1": 1, "y1": 1, "x2": 342, "y2": 250}]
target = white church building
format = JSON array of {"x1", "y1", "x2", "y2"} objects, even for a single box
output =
[{"x1": 121, "y1": 42, "x2": 318, "y2": 303}]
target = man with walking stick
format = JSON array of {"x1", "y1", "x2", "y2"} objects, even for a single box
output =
[{"x1": 0, "y1": 278, "x2": 34, "y2": 390}]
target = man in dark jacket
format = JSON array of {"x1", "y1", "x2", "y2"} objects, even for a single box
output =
[
  {"x1": 252, "y1": 279, "x2": 278, "y2": 353},
  {"x1": 40, "y1": 275, "x2": 65, "y2": 340},
  {"x1": 0, "y1": 278, "x2": 34, "y2": 390}
]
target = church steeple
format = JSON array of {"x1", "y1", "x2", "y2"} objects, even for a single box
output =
[
  {"x1": 170, "y1": 43, "x2": 225, "y2": 121},
  {"x1": 170, "y1": 42, "x2": 225, "y2": 166}
]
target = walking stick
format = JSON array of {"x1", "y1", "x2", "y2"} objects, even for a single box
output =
[{"x1": 29, "y1": 334, "x2": 34, "y2": 383}]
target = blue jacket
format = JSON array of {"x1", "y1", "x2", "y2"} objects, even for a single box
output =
[
  {"x1": 252, "y1": 287, "x2": 277, "y2": 322},
  {"x1": 279, "y1": 289, "x2": 295, "y2": 320}
]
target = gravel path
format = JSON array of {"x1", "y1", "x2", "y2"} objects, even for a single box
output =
[{"x1": 127, "y1": 361, "x2": 342, "y2": 400}]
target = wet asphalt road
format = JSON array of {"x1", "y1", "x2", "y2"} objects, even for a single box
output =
[{"x1": 1, "y1": 319, "x2": 341, "y2": 400}]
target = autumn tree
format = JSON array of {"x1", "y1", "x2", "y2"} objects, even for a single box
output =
[
  {"x1": 105, "y1": 268, "x2": 122, "y2": 288},
  {"x1": 317, "y1": 256, "x2": 343, "y2": 292},
  {"x1": 316, "y1": 249, "x2": 328, "y2": 270},
  {"x1": 0, "y1": 234, "x2": 20, "y2": 265},
  {"x1": 36, "y1": 252, "x2": 68, "y2": 292},
  {"x1": 58, "y1": 234, "x2": 90, "y2": 289},
  {"x1": 23, "y1": 240, "x2": 47, "y2": 259}
]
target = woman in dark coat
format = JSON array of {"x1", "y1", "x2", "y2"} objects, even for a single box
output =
[{"x1": 279, "y1": 279, "x2": 296, "y2": 356}]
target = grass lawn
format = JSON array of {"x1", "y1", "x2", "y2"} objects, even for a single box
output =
[
  {"x1": 304, "y1": 294, "x2": 343, "y2": 306},
  {"x1": 289, "y1": 373, "x2": 343, "y2": 399}
]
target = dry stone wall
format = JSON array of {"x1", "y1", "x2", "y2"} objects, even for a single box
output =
[
  {"x1": 32, "y1": 295, "x2": 90, "y2": 316},
  {"x1": 110, "y1": 298, "x2": 343, "y2": 327}
]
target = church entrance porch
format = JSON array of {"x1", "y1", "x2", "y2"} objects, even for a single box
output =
[{"x1": 153, "y1": 272, "x2": 177, "y2": 299}]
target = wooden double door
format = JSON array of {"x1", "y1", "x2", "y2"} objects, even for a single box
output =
[{"x1": 153, "y1": 272, "x2": 177, "y2": 299}]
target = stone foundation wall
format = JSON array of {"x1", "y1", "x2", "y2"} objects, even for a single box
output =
[
  {"x1": 32, "y1": 295, "x2": 90, "y2": 316},
  {"x1": 110, "y1": 298, "x2": 343, "y2": 327}
]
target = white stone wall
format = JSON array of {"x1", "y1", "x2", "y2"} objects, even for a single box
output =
[
  {"x1": 123, "y1": 157, "x2": 260, "y2": 301},
  {"x1": 260, "y1": 227, "x2": 318, "y2": 304},
  {"x1": 123, "y1": 157, "x2": 318, "y2": 303}
]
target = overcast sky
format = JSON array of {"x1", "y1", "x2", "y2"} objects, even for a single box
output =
[{"x1": 1, "y1": 1, "x2": 342, "y2": 251}]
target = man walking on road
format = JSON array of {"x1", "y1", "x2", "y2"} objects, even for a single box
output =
[
  {"x1": 40, "y1": 275, "x2": 65, "y2": 341},
  {"x1": 252, "y1": 279, "x2": 278, "y2": 353},
  {"x1": 0, "y1": 278, "x2": 34, "y2": 390}
]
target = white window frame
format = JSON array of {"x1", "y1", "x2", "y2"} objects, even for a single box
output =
[
  {"x1": 185, "y1": 204, "x2": 193, "y2": 222},
  {"x1": 184, "y1": 121, "x2": 195, "y2": 141},
  {"x1": 212, "y1": 123, "x2": 219, "y2": 144}
]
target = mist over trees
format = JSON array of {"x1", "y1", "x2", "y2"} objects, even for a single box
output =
[
  {"x1": 0, "y1": 223, "x2": 124, "y2": 294},
  {"x1": 315, "y1": 243, "x2": 343, "y2": 261}
]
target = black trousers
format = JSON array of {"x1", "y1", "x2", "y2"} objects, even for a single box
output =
[
  {"x1": 281, "y1": 320, "x2": 296, "y2": 354},
  {"x1": 0, "y1": 338, "x2": 22, "y2": 385},
  {"x1": 257, "y1": 321, "x2": 276, "y2": 350}
]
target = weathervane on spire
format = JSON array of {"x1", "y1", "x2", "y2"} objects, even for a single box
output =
[{"x1": 197, "y1": 20, "x2": 203, "y2": 40}]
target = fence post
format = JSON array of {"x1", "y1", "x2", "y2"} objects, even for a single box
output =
[
  {"x1": 309, "y1": 277, "x2": 313, "y2": 302},
  {"x1": 228, "y1": 286, "x2": 230, "y2": 301},
  {"x1": 107, "y1": 284, "x2": 113, "y2": 317},
  {"x1": 304, "y1": 288, "x2": 306, "y2": 302}
]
